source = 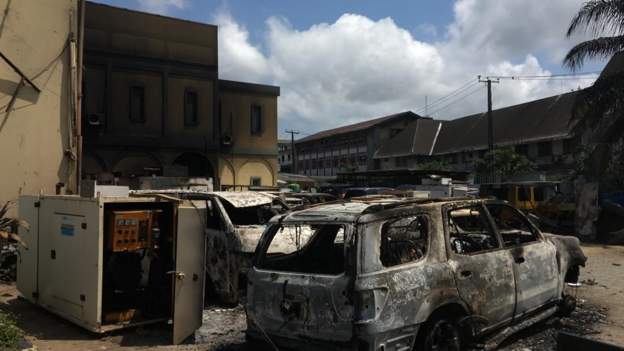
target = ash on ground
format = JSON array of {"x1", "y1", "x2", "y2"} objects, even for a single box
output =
[
  {"x1": 500, "y1": 301, "x2": 607, "y2": 350},
  {"x1": 195, "y1": 305, "x2": 247, "y2": 351}
]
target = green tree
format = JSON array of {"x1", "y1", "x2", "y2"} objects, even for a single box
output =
[
  {"x1": 415, "y1": 159, "x2": 452, "y2": 171},
  {"x1": 564, "y1": 0, "x2": 624, "y2": 179},
  {"x1": 474, "y1": 147, "x2": 534, "y2": 181}
]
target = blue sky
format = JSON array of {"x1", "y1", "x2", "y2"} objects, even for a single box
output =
[{"x1": 93, "y1": 0, "x2": 605, "y2": 138}]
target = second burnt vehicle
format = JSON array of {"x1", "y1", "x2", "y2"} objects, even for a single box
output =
[
  {"x1": 246, "y1": 198, "x2": 586, "y2": 351},
  {"x1": 132, "y1": 190, "x2": 289, "y2": 305}
]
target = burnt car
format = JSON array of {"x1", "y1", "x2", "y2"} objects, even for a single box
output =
[
  {"x1": 344, "y1": 187, "x2": 394, "y2": 199},
  {"x1": 133, "y1": 190, "x2": 289, "y2": 305},
  {"x1": 246, "y1": 198, "x2": 586, "y2": 351}
]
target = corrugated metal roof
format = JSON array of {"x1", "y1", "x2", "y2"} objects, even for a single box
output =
[
  {"x1": 433, "y1": 91, "x2": 578, "y2": 154},
  {"x1": 374, "y1": 118, "x2": 442, "y2": 158},
  {"x1": 296, "y1": 111, "x2": 418, "y2": 143},
  {"x1": 375, "y1": 91, "x2": 578, "y2": 158}
]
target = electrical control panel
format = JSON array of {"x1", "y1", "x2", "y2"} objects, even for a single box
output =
[{"x1": 108, "y1": 210, "x2": 153, "y2": 252}]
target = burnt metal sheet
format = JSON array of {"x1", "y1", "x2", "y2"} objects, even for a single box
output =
[{"x1": 212, "y1": 191, "x2": 275, "y2": 208}]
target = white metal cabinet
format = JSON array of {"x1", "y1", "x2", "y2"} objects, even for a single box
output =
[{"x1": 16, "y1": 195, "x2": 206, "y2": 344}]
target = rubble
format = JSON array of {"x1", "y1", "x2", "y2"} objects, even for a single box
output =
[{"x1": 500, "y1": 302, "x2": 607, "y2": 350}]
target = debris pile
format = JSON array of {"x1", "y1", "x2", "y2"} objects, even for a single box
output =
[
  {"x1": 501, "y1": 302, "x2": 607, "y2": 350},
  {"x1": 0, "y1": 243, "x2": 18, "y2": 282}
]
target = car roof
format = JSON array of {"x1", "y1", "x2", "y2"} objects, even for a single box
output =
[{"x1": 277, "y1": 197, "x2": 492, "y2": 223}]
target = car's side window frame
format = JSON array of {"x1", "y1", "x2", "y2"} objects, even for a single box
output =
[
  {"x1": 442, "y1": 203, "x2": 505, "y2": 258},
  {"x1": 483, "y1": 202, "x2": 544, "y2": 249},
  {"x1": 377, "y1": 212, "x2": 431, "y2": 269}
]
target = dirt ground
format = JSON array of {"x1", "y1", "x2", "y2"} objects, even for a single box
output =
[{"x1": 1, "y1": 243, "x2": 623, "y2": 351}]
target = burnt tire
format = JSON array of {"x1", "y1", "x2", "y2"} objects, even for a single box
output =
[
  {"x1": 417, "y1": 316, "x2": 463, "y2": 351},
  {"x1": 556, "y1": 294, "x2": 577, "y2": 317}
]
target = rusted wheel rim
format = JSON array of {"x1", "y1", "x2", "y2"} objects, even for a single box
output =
[{"x1": 429, "y1": 320, "x2": 461, "y2": 351}]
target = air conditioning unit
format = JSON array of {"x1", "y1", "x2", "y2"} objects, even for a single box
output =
[
  {"x1": 221, "y1": 134, "x2": 233, "y2": 147},
  {"x1": 87, "y1": 113, "x2": 105, "y2": 126}
]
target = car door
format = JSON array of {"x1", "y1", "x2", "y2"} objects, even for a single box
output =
[
  {"x1": 172, "y1": 201, "x2": 206, "y2": 344},
  {"x1": 445, "y1": 204, "x2": 516, "y2": 331},
  {"x1": 485, "y1": 203, "x2": 559, "y2": 317}
]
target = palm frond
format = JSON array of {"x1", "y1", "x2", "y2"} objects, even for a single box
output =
[
  {"x1": 572, "y1": 70, "x2": 624, "y2": 140},
  {"x1": 563, "y1": 35, "x2": 624, "y2": 70},
  {"x1": 567, "y1": 0, "x2": 624, "y2": 37}
]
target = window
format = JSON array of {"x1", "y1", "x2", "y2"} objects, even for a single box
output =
[
  {"x1": 447, "y1": 206, "x2": 500, "y2": 254},
  {"x1": 486, "y1": 204, "x2": 538, "y2": 247},
  {"x1": 250, "y1": 176, "x2": 262, "y2": 187},
  {"x1": 380, "y1": 216, "x2": 428, "y2": 267},
  {"x1": 563, "y1": 138, "x2": 573, "y2": 154},
  {"x1": 129, "y1": 86, "x2": 145, "y2": 123},
  {"x1": 258, "y1": 224, "x2": 347, "y2": 275},
  {"x1": 396, "y1": 157, "x2": 408, "y2": 168},
  {"x1": 250, "y1": 105, "x2": 262, "y2": 135},
  {"x1": 184, "y1": 89, "x2": 198, "y2": 126},
  {"x1": 537, "y1": 141, "x2": 552, "y2": 157},
  {"x1": 518, "y1": 186, "x2": 530, "y2": 201}
]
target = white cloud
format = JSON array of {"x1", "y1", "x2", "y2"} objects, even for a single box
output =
[
  {"x1": 137, "y1": 0, "x2": 187, "y2": 15},
  {"x1": 216, "y1": 0, "x2": 599, "y2": 135},
  {"x1": 215, "y1": 13, "x2": 271, "y2": 83}
]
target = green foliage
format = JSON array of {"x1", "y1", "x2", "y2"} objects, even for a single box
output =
[
  {"x1": 414, "y1": 159, "x2": 452, "y2": 171},
  {"x1": 0, "y1": 311, "x2": 24, "y2": 350},
  {"x1": 563, "y1": 1, "x2": 624, "y2": 181},
  {"x1": 474, "y1": 147, "x2": 534, "y2": 181}
]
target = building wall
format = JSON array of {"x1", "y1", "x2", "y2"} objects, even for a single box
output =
[
  {"x1": 82, "y1": 3, "x2": 279, "y2": 189},
  {"x1": 295, "y1": 115, "x2": 413, "y2": 176},
  {"x1": 83, "y1": 2, "x2": 221, "y2": 184},
  {"x1": 218, "y1": 85, "x2": 279, "y2": 188},
  {"x1": 0, "y1": 0, "x2": 80, "y2": 213}
]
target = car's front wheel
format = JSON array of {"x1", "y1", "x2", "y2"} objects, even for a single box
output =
[{"x1": 419, "y1": 316, "x2": 462, "y2": 351}]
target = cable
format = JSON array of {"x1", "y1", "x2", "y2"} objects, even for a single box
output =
[
  {"x1": 414, "y1": 79, "x2": 479, "y2": 115},
  {"x1": 486, "y1": 71, "x2": 600, "y2": 80},
  {"x1": 427, "y1": 85, "x2": 485, "y2": 117}
]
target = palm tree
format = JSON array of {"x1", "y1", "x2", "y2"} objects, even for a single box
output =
[{"x1": 564, "y1": 0, "x2": 624, "y2": 182}]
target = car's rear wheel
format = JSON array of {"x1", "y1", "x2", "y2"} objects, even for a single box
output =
[{"x1": 420, "y1": 316, "x2": 462, "y2": 351}]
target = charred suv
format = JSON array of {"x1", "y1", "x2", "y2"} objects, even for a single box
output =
[{"x1": 246, "y1": 198, "x2": 586, "y2": 351}]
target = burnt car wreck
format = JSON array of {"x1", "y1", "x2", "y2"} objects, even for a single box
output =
[
  {"x1": 246, "y1": 198, "x2": 587, "y2": 351},
  {"x1": 132, "y1": 190, "x2": 289, "y2": 305}
]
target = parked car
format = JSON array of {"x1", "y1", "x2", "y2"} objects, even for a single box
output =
[
  {"x1": 246, "y1": 198, "x2": 586, "y2": 351},
  {"x1": 132, "y1": 190, "x2": 289, "y2": 305},
  {"x1": 343, "y1": 187, "x2": 394, "y2": 199}
]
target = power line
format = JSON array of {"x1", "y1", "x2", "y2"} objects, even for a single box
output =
[
  {"x1": 426, "y1": 84, "x2": 485, "y2": 117},
  {"x1": 414, "y1": 79, "x2": 479, "y2": 115},
  {"x1": 485, "y1": 70, "x2": 600, "y2": 80}
]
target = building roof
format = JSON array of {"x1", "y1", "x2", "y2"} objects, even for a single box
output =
[
  {"x1": 219, "y1": 79, "x2": 280, "y2": 96},
  {"x1": 296, "y1": 111, "x2": 419, "y2": 144},
  {"x1": 433, "y1": 91, "x2": 577, "y2": 154},
  {"x1": 374, "y1": 118, "x2": 442, "y2": 158},
  {"x1": 375, "y1": 91, "x2": 578, "y2": 158}
]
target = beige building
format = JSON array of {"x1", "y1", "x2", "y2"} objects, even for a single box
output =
[
  {"x1": 0, "y1": 0, "x2": 280, "y2": 210},
  {"x1": 0, "y1": 0, "x2": 82, "y2": 213},
  {"x1": 82, "y1": 2, "x2": 279, "y2": 190}
]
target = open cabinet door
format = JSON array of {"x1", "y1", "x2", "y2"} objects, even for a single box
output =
[{"x1": 172, "y1": 202, "x2": 206, "y2": 344}]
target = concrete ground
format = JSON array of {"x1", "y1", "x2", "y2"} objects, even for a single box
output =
[{"x1": 0, "y1": 243, "x2": 622, "y2": 351}]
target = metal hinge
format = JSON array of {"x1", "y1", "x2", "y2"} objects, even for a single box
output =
[
  {"x1": 34, "y1": 201, "x2": 40, "y2": 208},
  {"x1": 32, "y1": 291, "x2": 39, "y2": 299}
]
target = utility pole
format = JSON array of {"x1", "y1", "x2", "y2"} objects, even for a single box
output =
[
  {"x1": 478, "y1": 76, "x2": 499, "y2": 181},
  {"x1": 478, "y1": 76, "x2": 499, "y2": 152},
  {"x1": 285, "y1": 129, "x2": 300, "y2": 174}
]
